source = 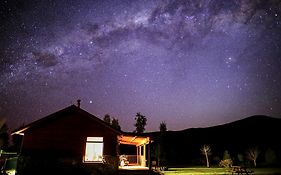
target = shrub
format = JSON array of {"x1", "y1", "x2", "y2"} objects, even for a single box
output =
[
  {"x1": 223, "y1": 150, "x2": 231, "y2": 160},
  {"x1": 16, "y1": 155, "x2": 117, "y2": 175},
  {"x1": 265, "y1": 148, "x2": 277, "y2": 165},
  {"x1": 237, "y1": 153, "x2": 244, "y2": 163}
]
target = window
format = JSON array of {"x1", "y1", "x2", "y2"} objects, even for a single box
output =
[{"x1": 84, "y1": 137, "x2": 104, "y2": 162}]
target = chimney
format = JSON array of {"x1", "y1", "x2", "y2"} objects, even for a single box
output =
[{"x1": 77, "y1": 99, "x2": 81, "y2": 108}]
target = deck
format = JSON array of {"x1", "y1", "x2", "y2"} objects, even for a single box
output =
[
  {"x1": 119, "y1": 166, "x2": 161, "y2": 175},
  {"x1": 119, "y1": 165, "x2": 149, "y2": 170}
]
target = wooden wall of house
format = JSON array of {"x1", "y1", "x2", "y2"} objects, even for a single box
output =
[{"x1": 21, "y1": 110, "x2": 118, "y2": 160}]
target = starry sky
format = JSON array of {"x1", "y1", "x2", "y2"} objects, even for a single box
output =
[{"x1": 1, "y1": 0, "x2": 281, "y2": 132}]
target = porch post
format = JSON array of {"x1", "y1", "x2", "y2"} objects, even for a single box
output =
[
  {"x1": 148, "y1": 141, "x2": 151, "y2": 170},
  {"x1": 137, "y1": 145, "x2": 139, "y2": 165},
  {"x1": 143, "y1": 144, "x2": 146, "y2": 167},
  {"x1": 138, "y1": 145, "x2": 142, "y2": 165}
]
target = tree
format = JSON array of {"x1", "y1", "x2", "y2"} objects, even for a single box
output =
[
  {"x1": 0, "y1": 118, "x2": 9, "y2": 150},
  {"x1": 103, "y1": 114, "x2": 111, "y2": 124},
  {"x1": 265, "y1": 148, "x2": 277, "y2": 165},
  {"x1": 159, "y1": 121, "x2": 167, "y2": 132},
  {"x1": 219, "y1": 150, "x2": 232, "y2": 168},
  {"x1": 134, "y1": 112, "x2": 147, "y2": 134},
  {"x1": 158, "y1": 121, "x2": 167, "y2": 166},
  {"x1": 246, "y1": 147, "x2": 260, "y2": 167},
  {"x1": 201, "y1": 144, "x2": 211, "y2": 168},
  {"x1": 111, "y1": 118, "x2": 121, "y2": 131},
  {"x1": 223, "y1": 150, "x2": 231, "y2": 160},
  {"x1": 237, "y1": 153, "x2": 244, "y2": 163},
  {"x1": 103, "y1": 114, "x2": 122, "y2": 131}
]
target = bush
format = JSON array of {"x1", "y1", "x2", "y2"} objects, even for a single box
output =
[
  {"x1": 223, "y1": 150, "x2": 231, "y2": 160},
  {"x1": 16, "y1": 155, "x2": 117, "y2": 175},
  {"x1": 219, "y1": 159, "x2": 233, "y2": 168},
  {"x1": 265, "y1": 148, "x2": 277, "y2": 165},
  {"x1": 237, "y1": 153, "x2": 244, "y2": 163}
]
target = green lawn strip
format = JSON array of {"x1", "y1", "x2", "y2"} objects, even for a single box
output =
[
  {"x1": 164, "y1": 168, "x2": 229, "y2": 175},
  {"x1": 252, "y1": 168, "x2": 281, "y2": 174},
  {"x1": 163, "y1": 167, "x2": 281, "y2": 175}
]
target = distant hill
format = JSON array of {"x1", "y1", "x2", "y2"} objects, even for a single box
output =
[{"x1": 147, "y1": 115, "x2": 281, "y2": 166}]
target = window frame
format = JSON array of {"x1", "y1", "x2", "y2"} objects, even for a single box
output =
[{"x1": 84, "y1": 137, "x2": 104, "y2": 163}]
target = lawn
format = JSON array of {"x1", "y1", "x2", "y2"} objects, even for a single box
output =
[{"x1": 163, "y1": 167, "x2": 281, "y2": 175}]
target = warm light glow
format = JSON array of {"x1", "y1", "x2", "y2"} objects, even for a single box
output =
[
  {"x1": 87, "y1": 137, "x2": 103, "y2": 142},
  {"x1": 118, "y1": 135, "x2": 149, "y2": 146},
  {"x1": 11, "y1": 128, "x2": 28, "y2": 135},
  {"x1": 5, "y1": 170, "x2": 16, "y2": 175},
  {"x1": 84, "y1": 137, "x2": 103, "y2": 162}
]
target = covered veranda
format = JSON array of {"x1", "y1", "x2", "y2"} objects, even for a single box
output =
[{"x1": 118, "y1": 134, "x2": 150, "y2": 170}]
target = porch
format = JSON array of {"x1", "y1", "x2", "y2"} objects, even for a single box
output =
[
  {"x1": 119, "y1": 165, "x2": 149, "y2": 170},
  {"x1": 118, "y1": 134, "x2": 150, "y2": 169}
]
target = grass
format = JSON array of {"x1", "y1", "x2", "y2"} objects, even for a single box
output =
[
  {"x1": 163, "y1": 167, "x2": 281, "y2": 175},
  {"x1": 163, "y1": 168, "x2": 231, "y2": 175}
]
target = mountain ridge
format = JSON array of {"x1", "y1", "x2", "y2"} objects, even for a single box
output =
[
  {"x1": 176, "y1": 115, "x2": 281, "y2": 132},
  {"x1": 146, "y1": 115, "x2": 281, "y2": 166}
]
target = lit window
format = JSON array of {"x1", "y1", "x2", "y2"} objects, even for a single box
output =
[{"x1": 84, "y1": 137, "x2": 104, "y2": 162}]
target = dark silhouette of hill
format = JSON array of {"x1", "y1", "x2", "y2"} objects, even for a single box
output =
[{"x1": 147, "y1": 115, "x2": 281, "y2": 166}]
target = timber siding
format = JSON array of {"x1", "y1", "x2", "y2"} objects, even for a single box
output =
[{"x1": 17, "y1": 105, "x2": 120, "y2": 160}]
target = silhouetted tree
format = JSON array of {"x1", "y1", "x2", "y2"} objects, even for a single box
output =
[
  {"x1": 134, "y1": 112, "x2": 147, "y2": 133},
  {"x1": 103, "y1": 114, "x2": 122, "y2": 131},
  {"x1": 0, "y1": 118, "x2": 9, "y2": 150},
  {"x1": 103, "y1": 114, "x2": 111, "y2": 124},
  {"x1": 219, "y1": 150, "x2": 232, "y2": 168},
  {"x1": 201, "y1": 144, "x2": 211, "y2": 168},
  {"x1": 159, "y1": 121, "x2": 167, "y2": 132},
  {"x1": 237, "y1": 153, "x2": 244, "y2": 163},
  {"x1": 158, "y1": 121, "x2": 167, "y2": 166},
  {"x1": 265, "y1": 148, "x2": 277, "y2": 165},
  {"x1": 246, "y1": 147, "x2": 260, "y2": 167},
  {"x1": 111, "y1": 118, "x2": 121, "y2": 131},
  {"x1": 223, "y1": 150, "x2": 231, "y2": 160}
]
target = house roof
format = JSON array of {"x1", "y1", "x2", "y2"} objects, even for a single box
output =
[
  {"x1": 12, "y1": 105, "x2": 151, "y2": 146},
  {"x1": 118, "y1": 134, "x2": 150, "y2": 146},
  {"x1": 12, "y1": 105, "x2": 122, "y2": 135}
]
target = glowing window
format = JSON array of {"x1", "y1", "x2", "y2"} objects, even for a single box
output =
[{"x1": 84, "y1": 137, "x2": 104, "y2": 162}]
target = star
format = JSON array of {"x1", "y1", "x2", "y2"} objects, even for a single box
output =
[{"x1": 0, "y1": 0, "x2": 281, "y2": 132}]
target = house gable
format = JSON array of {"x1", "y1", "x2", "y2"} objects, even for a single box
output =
[
  {"x1": 13, "y1": 105, "x2": 120, "y2": 158},
  {"x1": 13, "y1": 105, "x2": 120, "y2": 135}
]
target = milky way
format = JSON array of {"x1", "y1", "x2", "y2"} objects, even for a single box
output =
[{"x1": 1, "y1": 0, "x2": 281, "y2": 131}]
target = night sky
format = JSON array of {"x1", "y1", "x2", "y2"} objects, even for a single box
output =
[{"x1": 1, "y1": 0, "x2": 281, "y2": 132}]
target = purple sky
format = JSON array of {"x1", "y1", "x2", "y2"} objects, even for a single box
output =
[{"x1": 1, "y1": 0, "x2": 281, "y2": 132}]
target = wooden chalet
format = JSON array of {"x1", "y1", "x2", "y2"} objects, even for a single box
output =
[{"x1": 12, "y1": 104, "x2": 151, "y2": 170}]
